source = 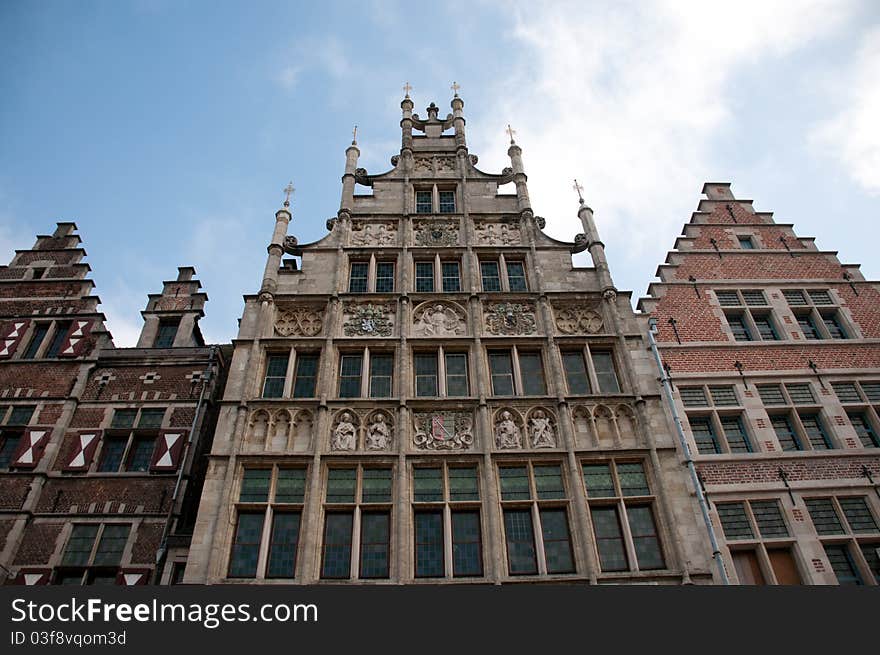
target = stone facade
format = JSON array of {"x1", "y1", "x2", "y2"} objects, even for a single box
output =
[
  {"x1": 0, "y1": 226, "x2": 226, "y2": 586},
  {"x1": 639, "y1": 183, "x2": 880, "y2": 585},
  {"x1": 184, "y1": 92, "x2": 713, "y2": 585}
]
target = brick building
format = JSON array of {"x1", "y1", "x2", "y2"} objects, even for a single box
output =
[
  {"x1": 0, "y1": 224, "x2": 226, "y2": 585},
  {"x1": 639, "y1": 183, "x2": 880, "y2": 585},
  {"x1": 184, "y1": 90, "x2": 713, "y2": 585}
]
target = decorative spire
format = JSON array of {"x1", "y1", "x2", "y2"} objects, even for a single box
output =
[
  {"x1": 403, "y1": 81, "x2": 412, "y2": 98},
  {"x1": 506, "y1": 124, "x2": 517, "y2": 144},
  {"x1": 352, "y1": 125, "x2": 358, "y2": 146},
  {"x1": 451, "y1": 81, "x2": 460, "y2": 97},
  {"x1": 572, "y1": 179, "x2": 585, "y2": 205},
  {"x1": 283, "y1": 181, "x2": 295, "y2": 208}
]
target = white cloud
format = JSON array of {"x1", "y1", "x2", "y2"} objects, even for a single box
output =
[
  {"x1": 277, "y1": 35, "x2": 352, "y2": 90},
  {"x1": 810, "y1": 26, "x2": 880, "y2": 195}
]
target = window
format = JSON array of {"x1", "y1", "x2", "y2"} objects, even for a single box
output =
[
  {"x1": 488, "y1": 347, "x2": 547, "y2": 396},
  {"x1": 682, "y1": 385, "x2": 750, "y2": 454},
  {"x1": 499, "y1": 463, "x2": 575, "y2": 576},
  {"x1": 480, "y1": 257, "x2": 528, "y2": 292},
  {"x1": 21, "y1": 323, "x2": 49, "y2": 359},
  {"x1": 414, "y1": 186, "x2": 457, "y2": 214},
  {"x1": 56, "y1": 523, "x2": 132, "y2": 585},
  {"x1": 583, "y1": 460, "x2": 664, "y2": 572},
  {"x1": 438, "y1": 190, "x2": 456, "y2": 214},
  {"x1": 757, "y1": 383, "x2": 833, "y2": 451},
  {"x1": 561, "y1": 346, "x2": 621, "y2": 395},
  {"x1": 0, "y1": 405, "x2": 35, "y2": 469},
  {"x1": 848, "y1": 412, "x2": 879, "y2": 448},
  {"x1": 415, "y1": 190, "x2": 433, "y2": 214},
  {"x1": 337, "y1": 350, "x2": 394, "y2": 399},
  {"x1": 45, "y1": 321, "x2": 72, "y2": 358},
  {"x1": 413, "y1": 464, "x2": 482, "y2": 578},
  {"x1": 262, "y1": 353, "x2": 289, "y2": 398},
  {"x1": 715, "y1": 290, "x2": 780, "y2": 342},
  {"x1": 415, "y1": 261, "x2": 434, "y2": 292},
  {"x1": 412, "y1": 257, "x2": 462, "y2": 294},
  {"x1": 784, "y1": 288, "x2": 851, "y2": 340},
  {"x1": 321, "y1": 466, "x2": 393, "y2": 580},
  {"x1": 261, "y1": 349, "x2": 320, "y2": 399},
  {"x1": 737, "y1": 236, "x2": 755, "y2": 249},
  {"x1": 229, "y1": 467, "x2": 307, "y2": 579},
  {"x1": 806, "y1": 496, "x2": 879, "y2": 585},
  {"x1": 349, "y1": 258, "x2": 396, "y2": 293},
  {"x1": 441, "y1": 261, "x2": 461, "y2": 292},
  {"x1": 153, "y1": 320, "x2": 179, "y2": 348},
  {"x1": 292, "y1": 354, "x2": 319, "y2": 398},
  {"x1": 414, "y1": 350, "x2": 469, "y2": 397},
  {"x1": 97, "y1": 407, "x2": 166, "y2": 473},
  {"x1": 375, "y1": 262, "x2": 395, "y2": 293},
  {"x1": 348, "y1": 262, "x2": 369, "y2": 293}
]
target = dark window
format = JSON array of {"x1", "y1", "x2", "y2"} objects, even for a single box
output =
[
  {"x1": 591, "y1": 506, "x2": 628, "y2": 572},
  {"x1": 361, "y1": 468, "x2": 393, "y2": 503},
  {"x1": 275, "y1": 468, "x2": 307, "y2": 503},
  {"x1": 753, "y1": 314, "x2": 779, "y2": 340},
  {"x1": 783, "y1": 290, "x2": 807, "y2": 305},
  {"x1": 824, "y1": 544, "x2": 863, "y2": 585},
  {"x1": 32, "y1": 267, "x2": 46, "y2": 279},
  {"x1": 415, "y1": 262, "x2": 434, "y2": 292},
  {"x1": 292, "y1": 354, "x2": 319, "y2": 398},
  {"x1": 228, "y1": 513, "x2": 264, "y2": 578},
  {"x1": 348, "y1": 262, "x2": 369, "y2": 293},
  {"x1": 534, "y1": 465, "x2": 565, "y2": 499},
  {"x1": 0, "y1": 433, "x2": 21, "y2": 469},
  {"x1": 848, "y1": 412, "x2": 879, "y2": 448},
  {"x1": 369, "y1": 354, "x2": 393, "y2": 398},
  {"x1": 562, "y1": 352, "x2": 591, "y2": 395},
  {"x1": 680, "y1": 387, "x2": 708, "y2": 407},
  {"x1": 738, "y1": 236, "x2": 755, "y2": 249},
  {"x1": 518, "y1": 352, "x2": 546, "y2": 395},
  {"x1": 717, "y1": 502, "x2": 754, "y2": 540},
  {"x1": 751, "y1": 501, "x2": 789, "y2": 537},
  {"x1": 240, "y1": 469, "x2": 271, "y2": 502},
  {"x1": 503, "y1": 509, "x2": 538, "y2": 575},
  {"x1": 591, "y1": 351, "x2": 620, "y2": 393},
  {"x1": 839, "y1": 498, "x2": 879, "y2": 533},
  {"x1": 582, "y1": 463, "x2": 615, "y2": 498},
  {"x1": 689, "y1": 416, "x2": 721, "y2": 455},
  {"x1": 499, "y1": 466, "x2": 530, "y2": 500},
  {"x1": 808, "y1": 290, "x2": 834, "y2": 305},
  {"x1": 771, "y1": 415, "x2": 802, "y2": 451},
  {"x1": 154, "y1": 320, "x2": 179, "y2": 348},
  {"x1": 617, "y1": 462, "x2": 650, "y2": 496},
  {"x1": 445, "y1": 353, "x2": 469, "y2": 396},
  {"x1": 8, "y1": 405, "x2": 35, "y2": 425},
  {"x1": 62, "y1": 525, "x2": 100, "y2": 566},
  {"x1": 806, "y1": 498, "x2": 844, "y2": 535},
  {"x1": 800, "y1": 413, "x2": 833, "y2": 449},
  {"x1": 22, "y1": 324, "x2": 49, "y2": 359},
  {"x1": 326, "y1": 469, "x2": 357, "y2": 504},
  {"x1": 627, "y1": 505, "x2": 664, "y2": 569},
  {"x1": 375, "y1": 262, "x2": 395, "y2": 293},
  {"x1": 480, "y1": 261, "x2": 501, "y2": 292},
  {"x1": 438, "y1": 190, "x2": 456, "y2": 213},
  {"x1": 740, "y1": 290, "x2": 766, "y2": 306},
  {"x1": 861, "y1": 383, "x2": 880, "y2": 403},
  {"x1": 441, "y1": 262, "x2": 460, "y2": 292},
  {"x1": 415, "y1": 190, "x2": 432, "y2": 214},
  {"x1": 709, "y1": 386, "x2": 738, "y2": 406},
  {"x1": 727, "y1": 313, "x2": 753, "y2": 341},
  {"x1": 489, "y1": 351, "x2": 514, "y2": 396},
  {"x1": 785, "y1": 383, "x2": 814, "y2": 404},
  {"x1": 321, "y1": 513, "x2": 353, "y2": 579},
  {"x1": 832, "y1": 382, "x2": 860, "y2": 403},
  {"x1": 359, "y1": 512, "x2": 390, "y2": 578},
  {"x1": 716, "y1": 291, "x2": 740, "y2": 306},
  {"x1": 540, "y1": 509, "x2": 575, "y2": 573},
  {"x1": 757, "y1": 385, "x2": 785, "y2": 405},
  {"x1": 266, "y1": 512, "x2": 300, "y2": 578},
  {"x1": 137, "y1": 408, "x2": 165, "y2": 428},
  {"x1": 720, "y1": 416, "x2": 751, "y2": 453},
  {"x1": 46, "y1": 321, "x2": 72, "y2": 357},
  {"x1": 797, "y1": 313, "x2": 821, "y2": 340},
  {"x1": 452, "y1": 511, "x2": 483, "y2": 576},
  {"x1": 97, "y1": 436, "x2": 127, "y2": 472},
  {"x1": 125, "y1": 436, "x2": 155, "y2": 472},
  {"x1": 414, "y1": 511, "x2": 444, "y2": 577},
  {"x1": 413, "y1": 467, "x2": 443, "y2": 502},
  {"x1": 262, "y1": 353, "x2": 289, "y2": 398},
  {"x1": 858, "y1": 543, "x2": 880, "y2": 583},
  {"x1": 414, "y1": 354, "x2": 438, "y2": 397},
  {"x1": 93, "y1": 525, "x2": 130, "y2": 566},
  {"x1": 111, "y1": 409, "x2": 137, "y2": 429},
  {"x1": 338, "y1": 354, "x2": 363, "y2": 398},
  {"x1": 821, "y1": 312, "x2": 847, "y2": 339},
  {"x1": 506, "y1": 261, "x2": 527, "y2": 291},
  {"x1": 448, "y1": 467, "x2": 479, "y2": 501}
]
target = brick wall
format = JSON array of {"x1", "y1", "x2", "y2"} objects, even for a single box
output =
[
  {"x1": 131, "y1": 522, "x2": 164, "y2": 564},
  {"x1": 0, "y1": 518, "x2": 14, "y2": 553},
  {"x1": 661, "y1": 343, "x2": 880, "y2": 373},
  {"x1": 698, "y1": 455, "x2": 880, "y2": 485},
  {"x1": 37, "y1": 478, "x2": 175, "y2": 514},
  {"x1": 37, "y1": 403, "x2": 65, "y2": 425},
  {"x1": 70, "y1": 407, "x2": 107, "y2": 429},
  {"x1": 674, "y1": 253, "x2": 842, "y2": 281},
  {"x1": 0, "y1": 299, "x2": 92, "y2": 317},
  {"x1": 83, "y1": 366, "x2": 205, "y2": 401},
  {"x1": 650, "y1": 285, "x2": 726, "y2": 342},
  {"x1": 12, "y1": 251, "x2": 80, "y2": 266},
  {"x1": 690, "y1": 225, "x2": 806, "y2": 250},
  {"x1": 838, "y1": 284, "x2": 880, "y2": 339},
  {"x1": 13, "y1": 522, "x2": 63, "y2": 565},
  {"x1": 0, "y1": 362, "x2": 80, "y2": 397},
  {"x1": 170, "y1": 407, "x2": 195, "y2": 427},
  {"x1": 0, "y1": 281, "x2": 87, "y2": 298},
  {"x1": 0, "y1": 477, "x2": 32, "y2": 510}
]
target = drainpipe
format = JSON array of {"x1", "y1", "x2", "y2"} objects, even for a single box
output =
[
  {"x1": 647, "y1": 318, "x2": 729, "y2": 584},
  {"x1": 153, "y1": 345, "x2": 217, "y2": 584}
]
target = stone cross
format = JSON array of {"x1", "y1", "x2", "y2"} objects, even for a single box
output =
[
  {"x1": 283, "y1": 181, "x2": 295, "y2": 207},
  {"x1": 352, "y1": 125, "x2": 358, "y2": 145},
  {"x1": 403, "y1": 82, "x2": 412, "y2": 97},
  {"x1": 451, "y1": 81, "x2": 460, "y2": 96},
  {"x1": 506, "y1": 124, "x2": 517, "y2": 144},
  {"x1": 573, "y1": 179, "x2": 585, "y2": 204}
]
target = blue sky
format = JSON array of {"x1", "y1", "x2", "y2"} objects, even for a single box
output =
[{"x1": 1, "y1": 1, "x2": 878, "y2": 346}]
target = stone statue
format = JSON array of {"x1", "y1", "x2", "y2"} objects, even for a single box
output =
[
  {"x1": 414, "y1": 303, "x2": 463, "y2": 336},
  {"x1": 495, "y1": 411, "x2": 522, "y2": 449},
  {"x1": 366, "y1": 414, "x2": 391, "y2": 450},
  {"x1": 331, "y1": 412, "x2": 357, "y2": 451},
  {"x1": 529, "y1": 410, "x2": 556, "y2": 448}
]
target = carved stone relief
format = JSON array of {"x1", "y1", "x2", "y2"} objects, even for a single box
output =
[
  {"x1": 484, "y1": 302, "x2": 537, "y2": 335},
  {"x1": 365, "y1": 410, "x2": 394, "y2": 451},
  {"x1": 413, "y1": 156, "x2": 456, "y2": 174},
  {"x1": 343, "y1": 303, "x2": 394, "y2": 337},
  {"x1": 474, "y1": 222, "x2": 521, "y2": 245},
  {"x1": 553, "y1": 303, "x2": 604, "y2": 334},
  {"x1": 246, "y1": 408, "x2": 313, "y2": 452},
  {"x1": 494, "y1": 409, "x2": 523, "y2": 449},
  {"x1": 414, "y1": 221, "x2": 458, "y2": 247},
  {"x1": 331, "y1": 411, "x2": 359, "y2": 451},
  {"x1": 350, "y1": 222, "x2": 396, "y2": 246},
  {"x1": 413, "y1": 412, "x2": 473, "y2": 450},
  {"x1": 528, "y1": 408, "x2": 557, "y2": 448},
  {"x1": 414, "y1": 157, "x2": 433, "y2": 174},
  {"x1": 275, "y1": 305, "x2": 324, "y2": 337},
  {"x1": 411, "y1": 301, "x2": 466, "y2": 337}
]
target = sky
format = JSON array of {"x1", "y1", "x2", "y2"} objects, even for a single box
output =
[{"x1": 1, "y1": 0, "x2": 878, "y2": 346}]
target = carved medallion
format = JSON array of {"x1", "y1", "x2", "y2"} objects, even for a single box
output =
[
  {"x1": 412, "y1": 301, "x2": 466, "y2": 337},
  {"x1": 554, "y1": 304, "x2": 604, "y2": 334},
  {"x1": 343, "y1": 303, "x2": 393, "y2": 337},
  {"x1": 275, "y1": 305, "x2": 324, "y2": 337},
  {"x1": 484, "y1": 302, "x2": 537, "y2": 335},
  {"x1": 350, "y1": 222, "x2": 396, "y2": 246},
  {"x1": 413, "y1": 412, "x2": 473, "y2": 450},
  {"x1": 474, "y1": 222, "x2": 521, "y2": 246},
  {"x1": 414, "y1": 221, "x2": 458, "y2": 247}
]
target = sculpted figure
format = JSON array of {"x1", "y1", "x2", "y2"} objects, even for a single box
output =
[
  {"x1": 495, "y1": 411, "x2": 522, "y2": 449},
  {"x1": 366, "y1": 414, "x2": 391, "y2": 450},
  {"x1": 529, "y1": 410, "x2": 556, "y2": 448},
  {"x1": 332, "y1": 412, "x2": 357, "y2": 451}
]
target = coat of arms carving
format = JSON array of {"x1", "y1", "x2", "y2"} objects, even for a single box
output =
[
  {"x1": 413, "y1": 412, "x2": 473, "y2": 450},
  {"x1": 414, "y1": 221, "x2": 458, "y2": 247},
  {"x1": 343, "y1": 303, "x2": 393, "y2": 337},
  {"x1": 484, "y1": 302, "x2": 537, "y2": 335}
]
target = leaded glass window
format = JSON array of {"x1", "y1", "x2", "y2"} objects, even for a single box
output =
[
  {"x1": 292, "y1": 354, "x2": 319, "y2": 398},
  {"x1": 717, "y1": 503, "x2": 753, "y2": 540}
]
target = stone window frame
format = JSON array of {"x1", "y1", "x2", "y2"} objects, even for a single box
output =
[
  {"x1": 804, "y1": 495, "x2": 880, "y2": 586},
  {"x1": 319, "y1": 463, "x2": 395, "y2": 581},
  {"x1": 478, "y1": 254, "x2": 529, "y2": 293},
  {"x1": 411, "y1": 253, "x2": 463, "y2": 293},
  {"x1": 678, "y1": 383, "x2": 754, "y2": 455},
  {"x1": 14, "y1": 319, "x2": 75, "y2": 360},
  {"x1": 713, "y1": 498, "x2": 800, "y2": 585},
  {"x1": 559, "y1": 343, "x2": 623, "y2": 396},
  {"x1": 782, "y1": 287, "x2": 855, "y2": 341},
  {"x1": 336, "y1": 348, "x2": 395, "y2": 399},
  {"x1": 227, "y1": 465, "x2": 309, "y2": 580},
  {"x1": 581, "y1": 457, "x2": 666, "y2": 575},
  {"x1": 52, "y1": 521, "x2": 136, "y2": 585},
  {"x1": 94, "y1": 407, "x2": 169, "y2": 474},
  {"x1": 411, "y1": 346, "x2": 471, "y2": 398},
  {"x1": 413, "y1": 183, "x2": 458, "y2": 215},
  {"x1": 497, "y1": 459, "x2": 577, "y2": 577},
  {"x1": 410, "y1": 461, "x2": 484, "y2": 579},
  {"x1": 259, "y1": 347, "x2": 322, "y2": 399},
  {"x1": 829, "y1": 380, "x2": 880, "y2": 449},
  {"x1": 756, "y1": 381, "x2": 840, "y2": 452},
  {"x1": 485, "y1": 344, "x2": 548, "y2": 398},
  {"x1": 0, "y1": 404, "x2": 36, "y2": 470},
  {"x1": 713, "y1": 288, "x2": 782, "y2": 343},
  {"x1": 346, "y1": 253, "x2": 399, "y2": 294},
  {"x1": 153, "y1": 319, "x2": 180, "y2": 348}
]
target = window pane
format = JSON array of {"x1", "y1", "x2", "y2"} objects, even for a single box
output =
[
  {"x1": 326, "y1": 469, "x2": 357, "y2": 503},
  {"x1": 111, "y1": 409, "x2": 137, "y2": 429},
  {"x1": 414, "y1": 353, "x2": 438, "y2": 397},
  {"x1": 125, "y1": 437, "x2": 155, "y2": 472},
  {"x1": 800, "y1": 413, "x2": 832, "y2": 449},
  {"x1": 797, "y1": 314, "x2": 821, "y2": 340},
  {"x1": 369, "y1": 354, "x2": 393, "y2": 398},
  {"x1": 753, "y1": 314, "x2": 779, "y2": 340},
  {"x1": 499, "y1": 466, "x2": 530, "y2": 500},
  {"x1": 348, "y1": 262, "x2": 369, "y2": 293},
  {"x1": 441, "y1": 262, "x2": 460, "y2": 292},
  {"x1": 534, "y1": 465, "x2": 565, "y2": 500},
  {"x1": 808, "y1": 290, "x2": 833, "y2": 305},
  {"x1": 727, "y1": 314, "x2": 752, "y2": 341},
  {"x1": 240, "y1": 469, "x2": 271, "y2": 502},
  {"x1": 0, "y1": 434, "x2": 21, "y2": 469},
  {"x1": 591, "y1": 351, "x2": 620, "y2": 393},
  {"x1": 717, "y1": 502, "x2": 754, "y2": 540},
  {"x1": 504, "y1": 509, "x2": 537, "y2": 575},
  {"x1": 275, "y1": 468, "x2": 307, "y2": 503},
  {"x1": 62, "y1": 525, "x2": 99, "y2": 566},
  {"x1": 414, "y1": 511, "x2": 444, "y2": 577},
  {"x1": 805, "y1": 498, "x2": 844, "y2": 535},
  {"x1": 591, "y1": 506, "x2": 628, "y2": 572},
  {"x1": 582, "y1": 463, "x2": 615, "y2": 498},
  {"x1": 680, "y1": 387, "x2": 708, "y2": 407},
  {"x1": 822, "y1": 313, "x2": 847, "y2": 339},
  {"x1": 229, "y1": 513, "x2": 264, "y2": 578},
  {"x1": 785, "y1": 384, "x2": 814, "y2": 404},
  {"x1": 452, "y1": 511, "x2": 482, "y2": 576},
  {"x1": 861, "y1": 383, "x2": 880, "y2": 403},
  {"x1": 563, "y1": 352, "x2": 591, "y2": 394},
  {"x1": 709, "y1": 386, "x2": 737, "y2": 406},
  {"x1": 824, "y1": 544, "x2": 863, "y2": 585},
  {"x1": 839, "y1": 497, "x2": 879, "y2": 533},
  {"x1": 359, "y1": 512, "x2": 390, "y2": 578},
  {"x1": 448, "y1": 467, "x2": 479, "y2": 501},
  {"x1": 339, "y1": 354, "x2": 362, "y2": 398},
  {"x1": 413, "y1": 467, "x2": 443, "y2": 502},
  {"x1": 137, "y1": 408, "x2": 165, "y2": 428},
  {"x1": 757, "y1": 385, "x2": 785, "y2": 405},
  {"x1": 716, "y1": 291, "x2": 741, "y2": 306},
  {"x1": 627, "y1": 505, "x2": 665, "y2": 570},
  {"x1": 292, "y1": 354, "x2": 318, "y2": 398},
  {"x1": 751, "y1": 500, "x2": 789, "y2": 537},
  {"x1": 375, "y1": 262, "x2": 395, "y2": 293},
  {"x1": 858, "y1": 543, "x2": 880, "y2": 583},
  {"x1": 540, "y1": 509, "x2": 574, "y2": 573},
  {"x1": 618, "y1": 462, "x2": 650, "y2": 496},
  {"x1": 361, "y1": 468, "x2": 392, "y2": 503},
  {"x1": 848, "y1": 412, "x2": 879, "y2": 448},
  {"x1": 720, "y1": 416, "x2": 751, "y2": 453},
  {"x1": 506, "y1": 261, "x2": 527, "y2": 291},
  {"x1": 738, "y1": 236, "x2": 754, "y2": 249},
  {"x1": 46, "y1": 321, "x2": 71, "y2": 357},
  {"x1": 783, "y1": 290, "x2": 807, "y2": 305},
  {"x1": 415, "y1": 190, "x2": 432, "y2": 214},
  {"x1": 832, "y1": 382, "x2": 860, "y2": 403},
  {"x1": 22, "y1": 324, "x2": 49, "y2": 359},
  {"x1": 93, "y1": 525, "x2": 130, "y2": 566},
  {"x1": 480, "y1": 261, "x2": 501, "y2": 292},
  {"x1": 97, "y1": 437, "x2": 126, "y2": 472},
  {"x1": 770, "y1": 415, "x2": 801, "y2": 451},
  {"x1": 321, "y1": 513, "x2": 353, "y2": 579},
  {"x1": 689, "y1": 416, "x2": 720, "y2": 455},
  {"x1": 741, "y1": 290, "x2": 766, "y2": 306},
  {"x1": 415, "y1": 262, "x2": 434, "y2": 292},
  {"x1": 489, "y1": 351, "x2": 514, "y2": 396},
  {"x1": 154, "y1": 321, "x2": 179, "y2": 348},
  {"x1": 438, "y1": 190, "x2": 456, "y2": 213},
  {"x1": 266, "y1": 512, "x2": 300, "y2": 578},
  {"x1": 518, "y1": 352, "x2": 546, "y2": 395},
  {"x1": 263, "y1": 353, "x2": 289, "y2": 398},
  {"x1": 444, "y1": 353, "x2": 469, "y2": 396}
]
